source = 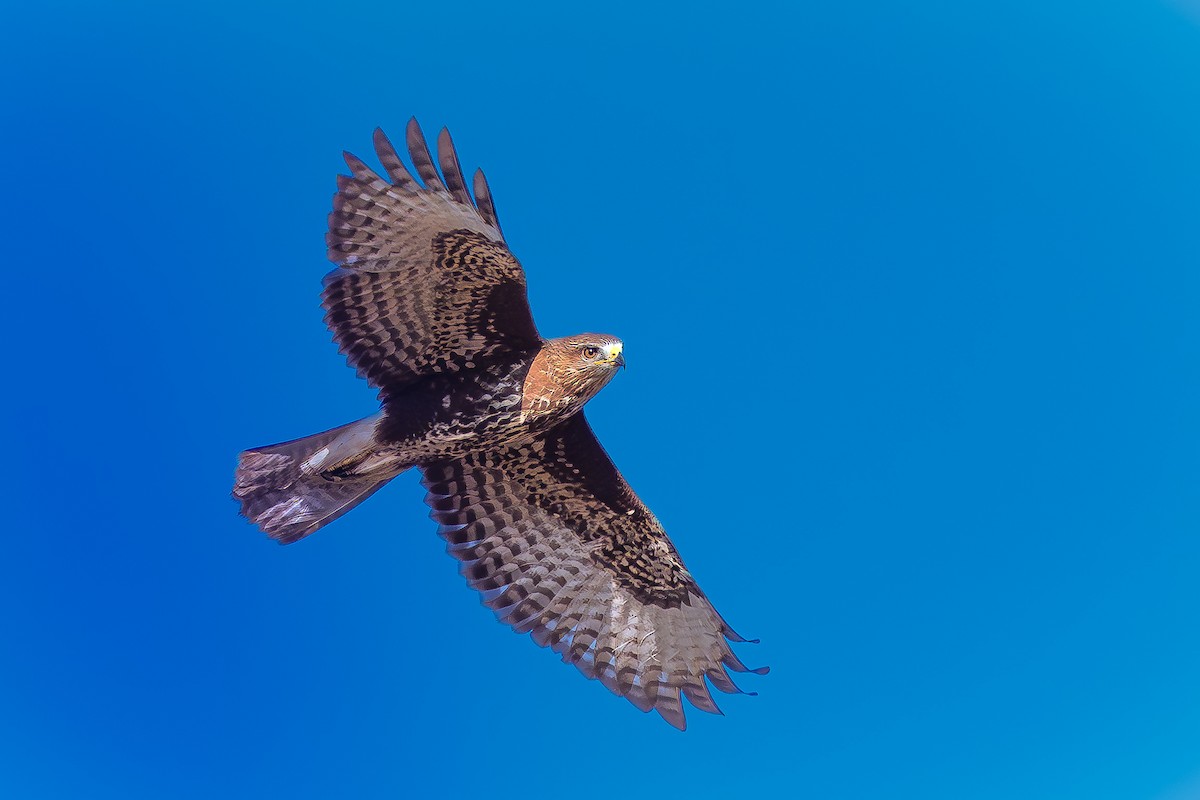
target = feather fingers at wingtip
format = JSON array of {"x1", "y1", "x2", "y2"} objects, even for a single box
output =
[
  {"x1": 473, "y1": 169, "x2": 501, "y2": 233},
  {"x1": 342, "y1": 150, "x2": 384, "y2": 185},
  {"x1": 705, "y1": 665, "x2": 747, "y2": 696},
  {"x1": 405, "y1": 118, "x2": 445, "y2": 191},
  {"x1": 654, "y1": 685, "x2": 687, "y2": 731},
  {"x1": 372, "y1": 127, "x2": 418, "y2": 189},
  {"x1": 720, "y1": 646, "x2": 754, "y2": 673},
  {"x1": 436, "y1": 127, "x2": 473, "y2": 206},
  {"x1": 682, "y1": 680, "x2": 723, "y2": 716}
]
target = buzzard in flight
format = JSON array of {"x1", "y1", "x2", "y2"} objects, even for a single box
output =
[{"x1": 233, "y1": 120, "x2": 767, "y2": 728}]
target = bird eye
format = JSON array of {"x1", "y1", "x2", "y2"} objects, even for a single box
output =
[{"x1": 582, "y1": 346, "x2": 600, "y2": 359}]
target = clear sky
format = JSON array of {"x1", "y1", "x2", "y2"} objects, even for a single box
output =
[{"x1": 2, "y1": 1, "x2": 1199, "y2": 798}]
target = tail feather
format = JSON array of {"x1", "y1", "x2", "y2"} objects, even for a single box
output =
[{"x1": 234, "y1": 413, "x2": 404, "y2": 544}]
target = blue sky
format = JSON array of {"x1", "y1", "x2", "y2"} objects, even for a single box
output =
[{"x1": 3, "y1": 1, "x2": 1199, "y2": 797}]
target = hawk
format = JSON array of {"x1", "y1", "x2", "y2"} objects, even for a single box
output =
[{"x1": 233, "y1": 119, "x2": 767, "y2": 729}]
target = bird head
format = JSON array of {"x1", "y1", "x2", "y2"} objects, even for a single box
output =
[{"x1": 543, "y1": 333, "x2": 625, "y2": 401}]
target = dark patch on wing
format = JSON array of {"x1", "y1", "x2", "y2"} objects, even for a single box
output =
[
  {"x1": 431, "y1": 413, "x2": 694, "y2": 606},
  {"x1": 485, "y1": 278, "x2": 542, "y2": 347},
  {"x1": 534, "y1": 415, "x2": 692, "y2": 606},
  {"x1": 429, "y1": 229, "x2": 541, "y2": 357},
  {"x1": 536, "y1": 414, "x2": 642, "y2": 514}
]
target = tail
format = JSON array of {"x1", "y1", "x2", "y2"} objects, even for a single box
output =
[{"x1": 233, "y1": 412, "x2": 405, "y2": 544}]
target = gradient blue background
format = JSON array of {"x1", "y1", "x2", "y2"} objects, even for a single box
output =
[{"x1": 3, "y1": 1, "x2": 1200, "y2": 797}]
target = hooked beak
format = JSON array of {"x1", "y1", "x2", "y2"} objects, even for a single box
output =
[{"x1": 613, "y1": 352, "x2": 625, "y2": 369}]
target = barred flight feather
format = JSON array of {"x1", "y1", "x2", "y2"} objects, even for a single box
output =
[{"x1": 421, "y1": 413, "x2": 766, "y2": 730}]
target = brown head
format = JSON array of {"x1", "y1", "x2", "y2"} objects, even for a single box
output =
[{"x1": 521, "y1": 333, "x2": 625, "y2": 423}]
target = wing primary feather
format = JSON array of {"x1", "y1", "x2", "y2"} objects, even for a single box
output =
[
  {"x1": 655, "y1": 687, "x2": 687, "y2": 731},
  {"x1": 622, "y1": 679, "x2": 655, "y2": 713},
  {"x1": 342, "y1": 150, "x2": 381, "y2": 183},
  {"x1": 372, "y1": 127, "x2": 417, "y2": 189},
  {"x1": 436, "y1": 127, "x2": 473, "y2": 206},
  {"x1": 722, "y1": 649, "x2": 771, "y2": 676},
  {"x1": 718, "y1": 617, "x2": 757, "y2": 644},
  {"x1": 682, "y1": 682, "x2": 724, "y2": 715},
  {"x1": 405, "y1": 117, "x2": 445, "y2": 191},
  {"x1": 473, "y1": 168, "x2": 502, "y2": 234},
  {"x1": 706, "y1": 666, "x2": 748, "y2": 696}
]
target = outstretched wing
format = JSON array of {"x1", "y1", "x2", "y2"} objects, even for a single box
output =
[
  {"x1": 323, "y1": 119, "x2": 541, "y2": 399},
  {"x1": 420, "y1": 413, "x2": 767, "y2": 729}
]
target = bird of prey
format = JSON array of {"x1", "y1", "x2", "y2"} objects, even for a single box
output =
[{"x1": 233, "y1": 119, "x2": 767, "y2": 729}]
